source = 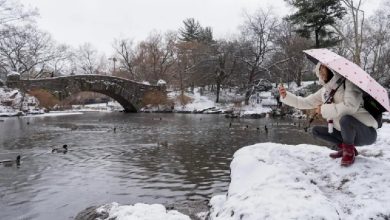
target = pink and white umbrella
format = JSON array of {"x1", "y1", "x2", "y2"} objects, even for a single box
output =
[{"x1": 303, "y1": 48, "x2": 390, "y2": 113}]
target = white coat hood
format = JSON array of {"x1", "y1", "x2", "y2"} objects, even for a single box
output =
[{"x1": 314, "y1": 62, "x2": 325, "y2": 85}]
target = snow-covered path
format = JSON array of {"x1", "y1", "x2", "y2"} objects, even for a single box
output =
[{"x1": 210, "y1": 124, "x2": 390, "y2": 220}]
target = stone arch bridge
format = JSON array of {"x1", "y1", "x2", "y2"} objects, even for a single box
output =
[{"x1": 6, "y1": 74, "x2": 165, "y2": 112}]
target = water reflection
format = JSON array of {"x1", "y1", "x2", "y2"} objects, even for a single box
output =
[{"x1": 0, "y1": 113, "x2": 325, "y2": 219}]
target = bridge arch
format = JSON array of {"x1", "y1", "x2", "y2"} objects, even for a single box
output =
[{"x1": 6, "y1": 74, "x2": 165, "y2": 112}]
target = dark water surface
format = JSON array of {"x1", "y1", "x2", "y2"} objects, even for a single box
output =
[{"x1": 0, "y1": 112, "x2": 324, "y2": 219}]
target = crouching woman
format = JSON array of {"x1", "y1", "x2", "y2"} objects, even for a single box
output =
[{"x1": 278, "y1": 63, "x2": 378, "y2": 166}]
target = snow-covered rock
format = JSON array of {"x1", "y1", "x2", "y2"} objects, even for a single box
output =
[
  {"x1": 210, "y1": 123, "x2": 390, "y2": 220},
  {"x1": 157, "y1": 79, "x2": 167, "y2": 86},
  {"x1": 0, "y1": 88, "x2": 46, "y2": 116},
  {"x1": 7, "y1": 71, "x2": 20, "y2": 77},
  {"x1": 6, "y1": 71, "x2": 21, "y2": 82},
  {"x1": 95, "y1": 202, "x2": 191, "y2": 220}
]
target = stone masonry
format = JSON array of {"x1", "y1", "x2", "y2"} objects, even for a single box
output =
[{"x1": 6, "y1": 74, "x2": 165, "y2": 112}]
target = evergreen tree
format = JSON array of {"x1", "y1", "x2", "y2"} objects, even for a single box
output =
[
  {"x1": 285, "y1": 0, "x2": 346, "y2": 48},
  {"x1": 179, "y1": 18, "x2": 201, "y2": 42},
  {"x1": 179, "y1": 18, "x2": 213, "y2": 43},
  {"x1": 199, "y1": 27, "x2": 213, "y2": 43}
]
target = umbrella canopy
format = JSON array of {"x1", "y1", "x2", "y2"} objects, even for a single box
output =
[{"x1": 303, "y1": 48, "x2": 390, "y2": 113}]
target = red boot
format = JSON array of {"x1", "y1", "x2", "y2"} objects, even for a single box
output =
[
  {"x1": 341, "y1": 143, "x2": 356, "y2": 166},
  {"x1": 329, "y1": 144, "x2": 343, "y2": 159},
  {"x1": 329, "y1": 144, "x2": 359, "y2": 159}
]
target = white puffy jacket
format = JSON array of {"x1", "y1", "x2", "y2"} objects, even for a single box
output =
[{"x1": 281, "y1": 72, "x2": 378, "y2": 131}]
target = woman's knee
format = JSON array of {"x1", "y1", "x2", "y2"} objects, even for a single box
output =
[
  {"x1": 312, "y1": 126, "x2": 324, "y2": 137},
  {"x1": 339, "y1": 115, "x2": 355, "y2": 127}
]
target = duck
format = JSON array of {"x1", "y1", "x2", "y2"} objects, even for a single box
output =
[
  {"x1": 0, "y1": 155, "x2": 21, "y2": 167},
  {"x1": 52, "y1": 144, "x2": 68, "y2": 153},
  {"x1": 158, "y1": 141, "x2": 168, "y2": 147}
]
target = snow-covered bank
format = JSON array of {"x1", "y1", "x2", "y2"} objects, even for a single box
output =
[
  {"x1": 24, "y1": 111, "x2": 84, "y2": 117},
  {"x1": 1, "y1": 84, "x2": 283, "y2": 117},
  {"x1": 163, "y1": 88, "x2": 275, "y2": 116},
  {"x1": 0, "y1": 87, "x2": 45, "y2": 116},
  {"x1": 76, "y1": 202, "x2": 190, "y2": 220},
  {"x1": 210, "y1": 123, "x2": 390, "y2": 220},
  {"x1": 0, "y1": 87, "x2": 23, "y2": 116},
  {"x1": 72, "y1": 101, "x2": 124, "y2": 112}
]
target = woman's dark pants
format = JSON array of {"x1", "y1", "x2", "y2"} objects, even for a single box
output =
[{"x1": 312, "y1": 115, "x2": 377, "y2": 146}]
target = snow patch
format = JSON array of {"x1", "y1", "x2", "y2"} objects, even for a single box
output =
[
  {"x1": 24, "y1": 111, "x2": 83, "y2": 117},
  {"x1": 96, "y1": 202, "x2": 191, "y2": 220},
  {"x1": 7, "y1": 71, "x2": 20, "y2": 77}
]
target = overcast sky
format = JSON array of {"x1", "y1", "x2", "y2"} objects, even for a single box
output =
[{"x1": 20, "y1": 0, "x2": 382, "y2": 55}]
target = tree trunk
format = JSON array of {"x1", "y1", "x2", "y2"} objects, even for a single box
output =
[
  {"x1": 296, "y1": 69, "x2": 302, "y2": 87},
  {"x1": 245, "y1": 89, "x2": 251, "y2": 105},
  {"x1": 216, "y1": 82, "x2": 221, "y2": 103},
  {"x1": 315, "y1": 30, "x2": 320, "y2": 48}
]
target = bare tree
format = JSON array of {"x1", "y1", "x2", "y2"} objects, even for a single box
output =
[
  {"x1": 0, "y1": 0, "x2": 37, "y2": 26},
  {"x1": 332, "y1": 0, "x2": 365, "y2": 65},
  {"x1": 360, "y1": 1, "x2": 390, "y2": 88},
  {"x1": 30, "y1": 44, "x2": 75, "y2": 78},
  {"x1": 239, "y1": 8, "x2": 279, "y2": 104},
  {"x1": 271, "y1": 20, "x2": 313, "y2": 86},
  {"x1": 361, "y1": 10, "x2": 389, "y2": 73},
  {"x1": 112, "y1": 38, "x2": 136, "y2": 79},
  {"x1": 132, "y1": 31, "x2": 177, "y2": 83},
  {"x1": 0, "y1": 24, "x2": 59, "y2": 78},
  {"x1": 76, "y1": 43, "x2": 101, "y2": 75},
  {"x1": 192, "y1": 40, "x2": 240, "y2": 102},
  {"x1": 171, "y1": 41, "x2": 200, "y2": 95}
]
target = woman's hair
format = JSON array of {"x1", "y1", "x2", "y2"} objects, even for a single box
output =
[{"x1": 321, "y1": 65, "x2": 334, "y2": 83}]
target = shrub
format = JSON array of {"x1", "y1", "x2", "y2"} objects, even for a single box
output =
[
  {"x1": 177, "y1": 93, "x2": 193, "y2": 106},
  {"x1": 142, "y1": 91, "x2": 170, "y2": 107},
  {"x1": 28, "y1": 89, "x2": 61, "y2": 109}
]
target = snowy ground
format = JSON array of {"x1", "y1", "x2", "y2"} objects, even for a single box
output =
[
  {"x1": 209, "y1": 123, "x2": 390, "y2": 220},
  {"x1": 168, "y1": 88, "x2": 217, "y2": 112},
  {"x1": 167, "y1": 88, "x2": 275, "y2": 115}
]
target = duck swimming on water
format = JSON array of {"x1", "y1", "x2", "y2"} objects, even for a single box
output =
[
  {"x1": 52, "y1": 145, "x2": 68, "y2": 153},
  {"x1": 157, "y1": 141, "x2": 168, "y2": 147},
  {"x1": 0, "y1": 155, "x2": 21, "y2": 167}
]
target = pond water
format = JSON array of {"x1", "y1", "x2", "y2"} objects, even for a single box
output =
[{"x1": 0, "y1": 112, "x2": 325, "y2": 219}]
